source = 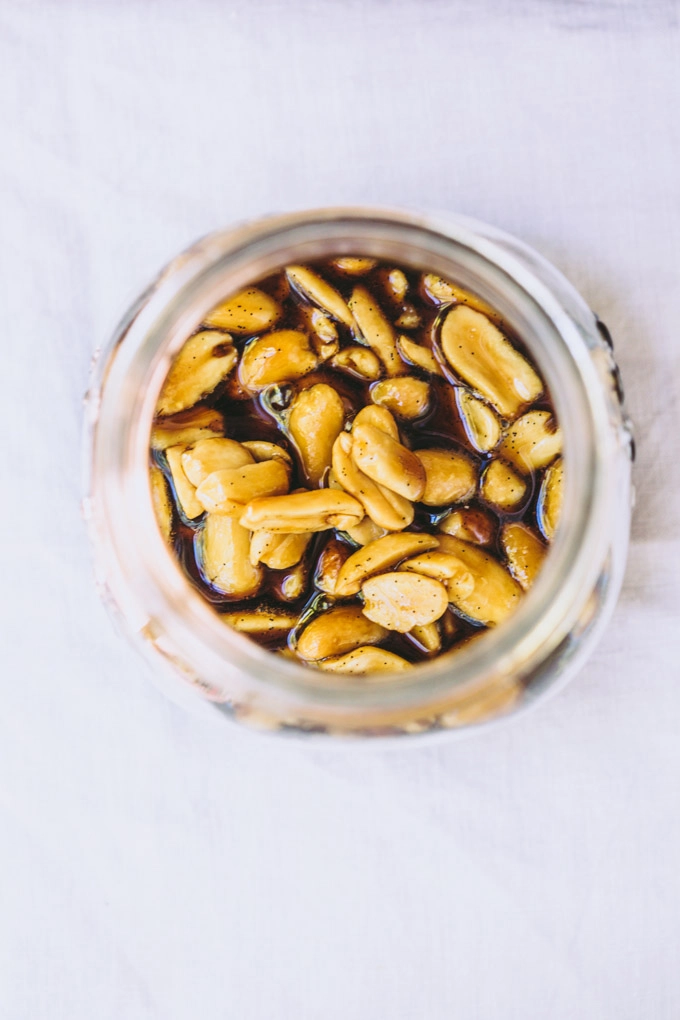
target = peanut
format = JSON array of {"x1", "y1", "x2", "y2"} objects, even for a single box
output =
[
  {"x1": 501, "y1": 523, "x2": 546, "y2": 591},
  {"x1": 241, "y1": 441, "x2": 293, "y2": 470},
  {"x1": 166, "y1": 445, "x2": 204, "y2": 519},
  {"x1": 318, "y1": 647, "x2": 411, "y2": 674},
  {"x1": 240, "y1": 489, "x2": 364, "y2": 533},
  {"x1": 314, "y1": 538, "x2": 351, "y2": 595},
  {"x1": 330, "y1": 346, "x2": 383, "y2": 381},
  {"x1": 396, "y1": 335, "x2": 442, "y2": 376},
  {"x1": 352, "y1": 423, "x2": 426, "y2": 501},
  {"x1": 438, "y1": 508, "x2": 495, "y2": 546},
  {"x1": 499, "y1": 411, "x2": 563, "y2": 473},
  {"x1": 287, "y1": 265, "x2": 355, "y2": 327},
  {"x1": 362, "y1": 571, "x2": 449, "y2": 632},
  {"x1": 480, "y1": 459, "x2": 527, "y2": 510},
  {"x1": 353, "y1": 404, "x2": 400, "y2": 440},
  {"x1": 537, "y1": 457, "x2": 564, "y2": 541},
  {"x1": 421, "y1": 274, "x2": 502, "y2": 323},
  {"x1": 220, "y1": 609, "x2": 298, "y2": 634},
  {"x1": 156, "y1": 331, "x2": 238, "y2": 416},
  {"x1": 203, "y1": 287, "x2": 281, "y2": 334},
  {"x1": 197, "y1": 514, "x2": 263, "y2": 597},
  {"x1": 150, "y1": 464, "x2": 173, "y2": 541},
  {"x1": 409, "y1": 622, "x2": 441, "y2": 654},
  {"x1": 288, "y1": 383, "x2": 345, "y2": 486},
  {"x1": 332, "y1": 257, "x2": 377, "y2": 275},
  {"x1": 280, "y1": 559, "x2": 309, "y2": 601},
  {"x1": 384, "y1": 268, "x2": 408, "y2": 302},
  {"x1": 394, "y1": 306, "x2": 421, "y2": 330},
  {"x1": 456, "y1": 388, "x2": 501, "y2": 453},
  {"x1": 296, "y1": 606, "x2": 388, "y2": 661},
  {"x1": 250, "y1": 530, "x2": 312, "y2": 569},
  {"x1": 371, "y1": 377, "x2": 430, "y2": 420},
  {"x1": 304, "y1": 308, "x2": 339, "y2": 361},
  {"x1": 414, "y1": 448, "x2": 477, "y2": 506},
  {"x1": 239, "y1": 330, "x2": 318, "y2": 390},
  {"x1": 440, "y1": 305, "x2": 543, "y2": 418},
  {"x1": 348, "y1": 285, "x2": 404, "y2": 376},
  {"x1": 344, "y1": 517, "x2": 389, "y2": 546}
]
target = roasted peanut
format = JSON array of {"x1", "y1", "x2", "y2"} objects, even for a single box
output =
[
  {"x1": 438, "y1": 508, "x2": 495, "y2": 546},
  {"x1": 500, "y1": 410, "x2": 563, "y2": 473},
  {"x1": 314, "y1": 538, "x2": 351, "y2": 595},
  {"x1": 352, "y1": 423, "x2": 426, "y2": 501},
  {"x1": 440, "y1": 306, "x2": 543, "y2": 418},
  {"x1": 414, "y1": 448, "x2": 477, "y2": 506},
  {"x1": 151, "y1": 407, "x2": 225, "y2": 451},
  {"x1": 288, "y1": 383, "x2": 345, "y2": 486},
  {"x1": 250, "y1": 530, "x2": 312, "y2": 569},
  {"x1": 421, "y1": 274, "x2": 501, "y2": 323},
  {"x1": 330, "y1": 346, "x2": 382, "y2": 381},
  {"x1": 456, "y1": 388, "x2": 501, "y2": 453},
  {"x1": 240, "y1": 489, "x2": 364, "y2": 533},
  {"x1": 352, "y1": 404, "x2": 400, "y2": 440},
  {"x1": 383, "y1": 268, "x2": 408, "y2": 302},
  {"x1": 438, "y1": 535, "x2": 523, "y2": 626},
  {"x1": 203, "y1": 287, "x2": 281, "y2": 334},
  {"x1": 409, "y1": 622, "x2": 441, "y2": 654},
  {"x1": 156, "y1": 331, "x2": 238, "y2": 416},
  {"x1": 318, "y1": 647, "x2": 411, "y2": 674},
  {"x1": 296, "y1": 606, "x2": 388, "y2": 661},
  {"x1": 439, "y1": 608, "x2": 461, "y2": 642},
  {"x1": 537, "y1": 457, "x2": 564, "y2": 541},
  {"x1": 335, "y1": 532, "x2": 439, "y2": 597},
  {"x1": 239, "y1": 330, "x2": 318, "y2": 390},
  {"x1": 395, "y1": 306, "x2": 421, "y2": 330},
  {"x1": 501, "y1": 522, "x2": 546, "y2": 590},
  {"x1": 332, "y1": 257, "x2": 378, "y2": 275},
  {"x1": 344, "y1": 517, "x2": 389, "y2": 546},
  {"x1": 371, "y1": 377, "x2": 430, "y2": 420},
  {"x1": 332, "y1": 432, "x2": 415, "y2": 531},
  {"x1": 195, "y1": 459, "x2": 290, "y2": 515},
  {"x1": 348, "y1": 285, "x2": 404, "y2": 376},
  {"x1": 181, "y1": 438, "x2": 254, "y2": 487},
  {"x1": 241, "y1": 441, "x2": 293, "y2": 470},
  {"x1": 303, "y1": 308, "x2": 339, "y2": 361},
  {"x1": 220, "y1": 609, "x2": 298, "y2": 634},
  {"x1": 280, "y1": 559, "x2": 310, "y2": 601},
  {"x1": 166, "y1": 445, "x2": 204, "y2": 519},
  {"x1": 480, "y1": 459, "x2": 527, "y2": 510},
  {"x1": 196, "y1": 514, "x2": 263, "y2": 597},
  {"x1": 287, "y1": 265, "x2": 355, "y2": 327},
  {"x1": 150, "y1": 464, "x2": 173, "y2": 541},
  {"x1": 362, "y1": 572, "x2": 449, "y2": 632},
  {"x1": 396, "y1": 335, "x2": 442, "y2": 376}
]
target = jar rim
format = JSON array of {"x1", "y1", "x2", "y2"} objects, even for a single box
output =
[{"x1": 85, "y1": 206, "x2": 616, "y2": 724}]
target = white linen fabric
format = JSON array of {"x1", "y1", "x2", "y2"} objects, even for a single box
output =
[{"x1": 1, "y1": 1, "x2": 679, "y2": 1017}]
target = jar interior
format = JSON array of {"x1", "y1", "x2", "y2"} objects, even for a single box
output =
[{"x1": 90, "y1": 210, "x2": 612, "y2": 723}]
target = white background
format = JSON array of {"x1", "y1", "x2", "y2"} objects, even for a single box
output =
[{"x1": 2, "y1": 1, "x2": 680, "y2": 1017}]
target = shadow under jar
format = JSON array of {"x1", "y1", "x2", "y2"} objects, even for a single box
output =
[{"x1": 84, "y1": 208, "x2": 633, "y2": 740}]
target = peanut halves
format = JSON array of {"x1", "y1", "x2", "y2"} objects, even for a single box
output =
[{"x1": 152, "y1": 255, "x2": 561, "y2": 676}]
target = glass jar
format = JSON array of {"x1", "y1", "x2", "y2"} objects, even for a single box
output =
[{"x1": 83, "y1": 207, "x2": 634, "y2": 740}]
